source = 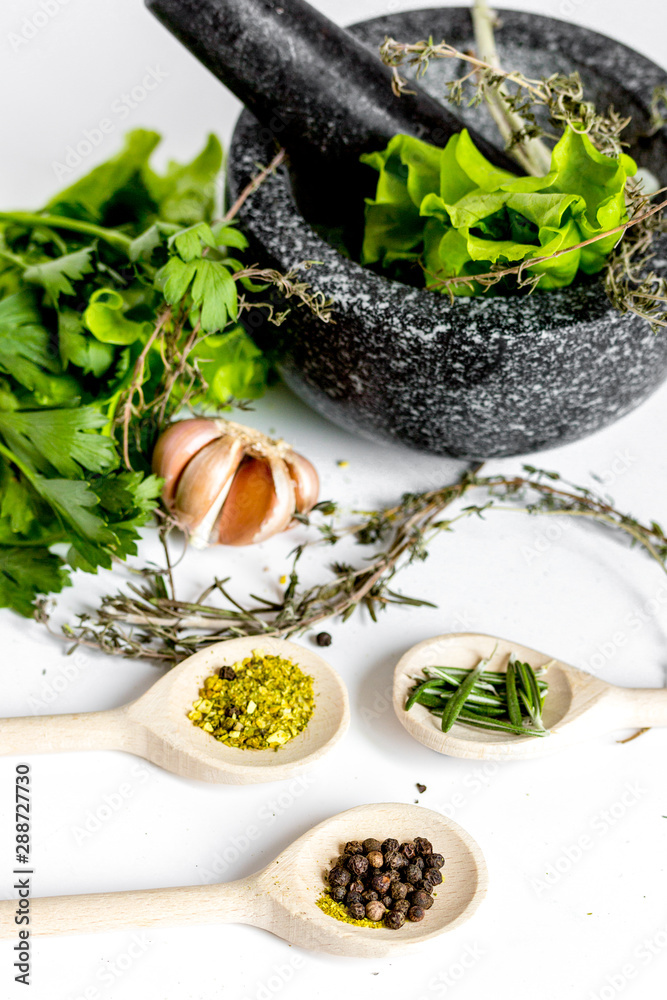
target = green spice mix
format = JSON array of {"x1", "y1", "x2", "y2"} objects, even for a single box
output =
[{"x1": 188, "y1": 652, "x2": 315, "y2": 750}]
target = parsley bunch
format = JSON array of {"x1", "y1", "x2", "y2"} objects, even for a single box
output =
[{"x1": 0, "y1": 129, "x2": 271, "y2": 616}]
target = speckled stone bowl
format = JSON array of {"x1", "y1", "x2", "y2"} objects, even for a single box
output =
[{"x1": 228, "y1": 7, "x2": 667, "y2": 458}]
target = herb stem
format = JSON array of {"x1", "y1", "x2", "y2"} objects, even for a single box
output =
[{"x1": 0, "y1": 212, "x2": 133, "y2": 253}]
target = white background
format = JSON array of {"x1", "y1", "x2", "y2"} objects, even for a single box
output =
[{"x1": 1, "y1": 1, "x2": 667, "y2": 999}]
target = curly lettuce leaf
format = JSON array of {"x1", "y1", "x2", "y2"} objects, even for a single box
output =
[{"x1": 361, "y1": 127, "x2": 636, "y2": 295}]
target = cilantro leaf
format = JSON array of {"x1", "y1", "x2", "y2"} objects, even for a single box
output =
[{"x1": 0, "y1": 290, "x2": 80, "y2": 404}]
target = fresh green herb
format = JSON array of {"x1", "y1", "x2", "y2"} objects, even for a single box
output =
[
  {"x1": 361, "y1": 126, "x2": 636, "y2": 296},
  {"x1": 48, "y1": 464, "x2": 667, "y2": 664},
  {"x1": 373, "y1": 17, "x2": 667, "y2": 327},
  {"x1": 0, "y1": 131, "x2": 329, "y2": 615},
  {"x1": 187, "y1": 651, "x2": 315, "y2": 750},
  {"x1": 406, "y1": 658, "x2": 549, "y2": 737}
]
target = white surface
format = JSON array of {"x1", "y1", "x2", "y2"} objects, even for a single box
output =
[{"x1": 1, "y1": 1, "x2": 667, "y2": 998}]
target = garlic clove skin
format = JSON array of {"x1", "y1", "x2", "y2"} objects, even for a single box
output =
[
  {"x1": 216, "y1": 455, "x2": 296, "y2": 546},
  {"x1": 152, "y1": 419, "x2": 222, "y2": 505},
  {"x1": 174, "y1": 435, "x2": 245, "y2": 548},
  {"x1": 285, "y1": 451, "x2": 320, "y2": 513}
]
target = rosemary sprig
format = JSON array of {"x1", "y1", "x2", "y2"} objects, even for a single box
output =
[
  {"x1": 41, "y1": 465, "x2": 667, "y2": 665},
  {"x1": 406, "y1": 657, "x2": 550, "y2": 737}
]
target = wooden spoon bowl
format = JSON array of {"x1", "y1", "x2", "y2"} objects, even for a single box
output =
[
  {"x1": 394, "y1": 632, "x2": 667, "y2": 761},
  {"x1": 0, "y1": 803, "x2": 487, "y2": 955},
  {"x1": 0, "y1": 637, "x2": 349, "y2": 784}
]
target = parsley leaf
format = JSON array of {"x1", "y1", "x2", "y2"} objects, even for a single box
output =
[{"x1": 0, "y1": 547, "x2": 70, "y2": 617}]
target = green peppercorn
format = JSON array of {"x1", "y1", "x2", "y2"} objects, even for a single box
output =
[
  {"x1": 408, "y1": 905, "x2": 425, "y2": 922},
  {"x1": 328, "y1": 866, "x2": 351, "y2": 887},
  {"x1": 365, "y1": 900, "x2": 386, "y2": 922},
  {"x1": 363, "y1": 838, "x2": 382, "y2": 853},
  {"x1": 385, "y1": 910, "x2": 406, "y2": 930}
]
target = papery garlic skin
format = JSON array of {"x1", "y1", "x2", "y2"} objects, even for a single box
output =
[
  {"x1": 151, "y1": 418, "x2": 222, "y2": 504},
  {"x1": 151, "y1": 418, "x2": 319, "y2": 548}
]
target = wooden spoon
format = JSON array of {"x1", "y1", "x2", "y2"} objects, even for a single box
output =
[
  {"x1": 394, "y1": 632, "x2": 667, "y2": 761},
  {"x1": 0, "y1": 637, "x2": 349, "y2": 784},
  {"x1": 0, "y1": 803, "x2": 486, "y2": 954}
]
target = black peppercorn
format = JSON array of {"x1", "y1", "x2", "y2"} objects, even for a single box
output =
[
  {"x1": 390, "y1": 880, "x2": 408, "y2": 900},
  {"x1": 382, "y1": 838, "x2": 399, "y2": 854},
  {"x1": 387, "y1": 870, "x2": 400, "y2": 884},
  {"x1": 408, "y1": 905, "x2": 425, "y2": 922},
  {"x1": 370, "y1": 872, "x2": 391, "y2": 894},
  {"x1": 362, "y1": 889, "x2": 379, "y2": 902},
  {"x1": 218, "y1": 665, "x2": 237, "y2": 680},
  {"x1": 400, "y1": 842, "x2": 417, "y2": 861},
  {"x1": 411, "y1": 889, "x2": 433, "y2": 910},
  {"x1": 316, "y1": 632, "x2": 332, "y2": 646},
  {"x1": 363, "y1": 838, "x2": 382, "y2": 853},
  {"x1": 328, "y1": 866, "x2": 351, "y2": 887},
  {"x1": 348, "y1": 879, "x2": 364, "y2": 894},
  {"x1": 414, "y1": 837, "x2": 433, "y2": 856},
  {"x1": 348, "y1": 902, "x2": 366, "y2": 920},
  {"x1": 365, "y1": 900, "x2": 386, "y2": 922},
  {"x1": 425, "y1": 853, "x2": 445, "y2": 870},
  {"x1": 347, "y1": 854, "x2": 369, "y2": 877},
  {"x1": 414, "y1": 857, "x2": 424, "y2": 869},
  {"x1": 382, "y1": 894, "x2": 393, "y2": 908},
  {"x1": 385, "y1": 910, "x2": 406, "y2": 930},
  {"x1": 392, "y1": 899, "x2": 410, "y2": 916},
  {"x1": 345, "y1": 890, "x2": 363, "y2": 907},
  {"x1": 384, "y1": 850, "x2": 406, "y2": 870},
  {"x1": 344, "y1": 841, "x2": 363, "y2": 855},
  {"x1": 405, "y1": 864, "x2": 422, "y2": 884},
  {"x1": 424, "y1": 867, "x2": 443, "y2": 886},
  {"x1": 330, "y1": 886, "x2": 347, "y2": 902},
  {"x1": 366, "y1": 850, "x2": 384, "y2": 869},
  {"x1": 416, "y1": 880, "x2": 434, "y2": 895}
]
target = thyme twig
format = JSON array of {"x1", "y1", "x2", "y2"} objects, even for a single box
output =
[{"x1": 46, "y1": 465, "x2": 667, "y2": 665}]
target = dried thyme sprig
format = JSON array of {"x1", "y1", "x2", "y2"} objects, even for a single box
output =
[{"x1": 42, "y1": 465, "x2": 667, "y2": 665}]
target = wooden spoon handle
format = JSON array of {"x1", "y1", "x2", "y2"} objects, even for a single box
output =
[
  {"x1": 0, "y1": 709, "x2": 127, "y2": 756},
  {"x1": 0, "y1": 881, "x2": 260, "y2": 938},
  {"x1": 606, "y1": 685, "x2": 667, "y2": 728}
]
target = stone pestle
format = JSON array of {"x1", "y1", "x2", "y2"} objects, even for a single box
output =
[{"x1": 144, "y1": 0, "x2": 520, "y2": 213}]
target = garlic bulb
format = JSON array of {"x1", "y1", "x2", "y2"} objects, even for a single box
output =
[{"x1": 152, "y1": 418, "x2": 319, "y2": 548}]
